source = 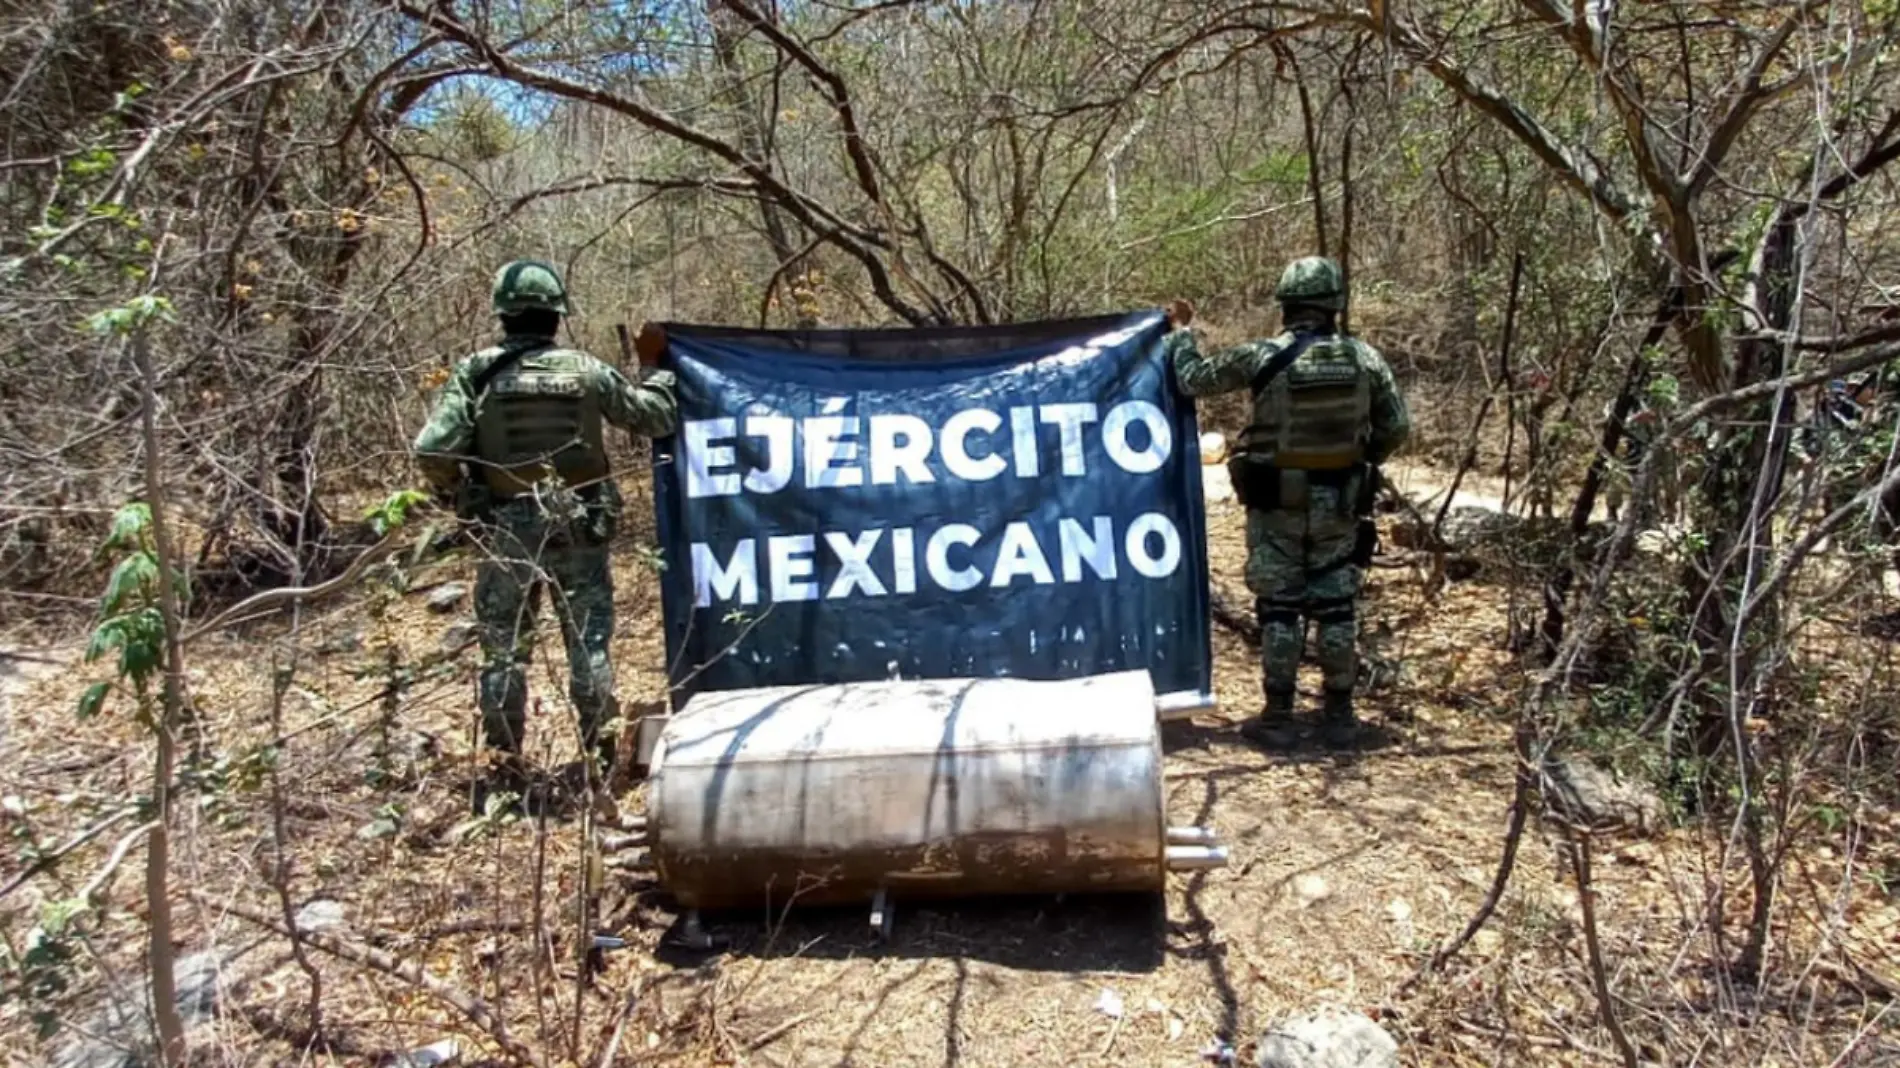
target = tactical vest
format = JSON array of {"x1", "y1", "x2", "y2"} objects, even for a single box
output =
[
  {"x1": 1241, "y1": 332, "x2": 1371, "y2": 471},
  {"x1": 470, "y1": 344, "x2": 609, "y2": 497}
]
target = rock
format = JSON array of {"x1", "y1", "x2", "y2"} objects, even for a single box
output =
[
  {"x1": 426, "y1": 583, "x2": 469, "y2": 613},
  {"x1": 316, "y1": 630, "x2": 363, "y2": 656},
  {"x1": 1542, "y1": 755, "x2": 1666, "y2": 836},
  {"x1": 296, "y1": 898, "x2": 345, "y2": 933},
  {"x1": 440, "y1": 621, "x2": 482, "y2": 652},
  {"x1": 1291, "y1": 874, "x2": 1331, "y2": 908},
  {"x1": 392, "y1": 1039, "x2": 463, "y2": 1067},
  {"x1": 52, "y1": 952, "x2": 226, "y2": 1068},
  {"x1": 1256, "y1": 1008, "x2": 1399, "y2": 1068},
  {"x1": 172, "y1": 950, "x2": 222, "y2": 1023}
]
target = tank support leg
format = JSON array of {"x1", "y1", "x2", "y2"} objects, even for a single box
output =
[
  {"x1": 870, "y1": 888, "x2": 894, "y2": 941},
  {"x1": 674, "y1": 910, "x2": 721, "y2": 951}
]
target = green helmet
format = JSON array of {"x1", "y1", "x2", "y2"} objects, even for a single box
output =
[
  {"x1": 1274, "y1": 256, "x2": 1345, "y2": 311},
  {"x1": 491, "y1": 259, "x2": 570, "y2": 316}
]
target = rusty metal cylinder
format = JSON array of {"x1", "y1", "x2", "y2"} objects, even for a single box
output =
[{"x1": 646, "y1": 670, "x2": 1215, "y2": 910}]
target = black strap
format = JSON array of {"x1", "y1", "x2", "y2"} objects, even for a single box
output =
[
  {"x1": 1249, "y1": 330, "x2": 1322, "y2": 395},
  {"x1": 471, "y1": 337, "x2": 556, "y2": 398}
]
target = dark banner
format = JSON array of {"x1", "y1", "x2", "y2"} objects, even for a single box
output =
[{"x1": 650, "y1": 311, "x2": 1212, "y2": 707}]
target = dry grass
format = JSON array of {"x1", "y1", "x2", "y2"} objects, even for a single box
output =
[{"x1": 1, "y1": 483, "x2": 1897, "y2": 1067}]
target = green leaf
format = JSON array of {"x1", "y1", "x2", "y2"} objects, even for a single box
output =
[
  {"x1": 84, "y1": 618, "x2": 126, "y2": 664},
  {"x1": 104, "y1": 502, "x2": 151, "y2": 552},
  {"x1": 364, "y1": 488, "x2": 430, "y2": 536},
  {"x1": 75, "y1": 682, "x2": 110, "y2": 720},
  {"x1": 102, "y1": 551, "x2": 157, "y2": 614}
]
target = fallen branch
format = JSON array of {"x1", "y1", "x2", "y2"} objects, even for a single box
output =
[
  {"x1": 182, "y1": 529, "x2": 402, "y2": 644},
  {"x1": 747, "y1": 1009, "x2": 819, "y2": 1052},
  {"x1": 0, "y1": 807, "x2": 138, "y2": 902},
  {"x1": 78, "y1": 821, "x2": 156, "y2": 905},
  {"x1": 198, "y1": 893, "x2": 549, "y2": 1068}
]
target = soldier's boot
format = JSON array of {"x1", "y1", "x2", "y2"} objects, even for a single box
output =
[
  {"x1": 1320, "y1": 688, "x2": 1359, "y2": 749},
  {"x1": 473, "y1": 748, "x2": 531, "y2": 816},
  {"x1": 1241, "y1": 688, "x2": 1300, "y2": 749},
  {"x1": 474, "y1": 666, "x2": 532, "y2": 815}
]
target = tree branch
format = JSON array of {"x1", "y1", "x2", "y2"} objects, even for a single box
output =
[
  {"x1": 1331, "y1": 8, "x2": 1642, "y2": 226},
  {"x1": 397, "y1": 1, "x2": 945, "y2": 325}
]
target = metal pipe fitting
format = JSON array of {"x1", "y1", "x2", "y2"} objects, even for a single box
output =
[
  {"x1": 1167, "y1": 826, "x2": 1219, "y2": 846},
  {"x1": 1165, "y1": 845, "x2": 1230, "y2": 871}
]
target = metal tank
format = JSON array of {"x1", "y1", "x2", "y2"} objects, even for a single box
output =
[{"x1": 640, "y1": 670, "x2": 1227, "y2": 915}]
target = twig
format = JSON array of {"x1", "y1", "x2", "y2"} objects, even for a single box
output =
[
  {"x1": 1567, "y1": 825, "x2": 1640, "y2": 1068},
  {"x1": 180, "y1": 529, "x2": 401, "y2": 644},
  {"x1": 197, "y1": 893, "x2": 550, "y2": 1068},
  {"x1": 0, "y1": 808, "x2": 138, "y2": 901},
  {"x1": 77, "y1": 821, "x2": 156, "y2": 904},
  {"x1": 597, "y1": 984, "x2": 641, "y2": 1068},
  {"x1": 0, "y1": 648, "x2": 72, "y2": 665},
  {"x1": 1397, "y1": 718, "x2": 1533, "y2": 996},
  {"x1": 747, "y1": 1009, "x2": 819, "y2": 1052}
]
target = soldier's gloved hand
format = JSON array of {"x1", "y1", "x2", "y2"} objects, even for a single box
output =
[
  {"x1": 634, "y1": 321, "x2": 667, "y2": 367},
  {"x1": 1166, "y1": 299, "x2": 1195, "y2": 329}
]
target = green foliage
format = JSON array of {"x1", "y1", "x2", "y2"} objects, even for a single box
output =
[
  {"x1": 365, "y1": 488, "x2": 430, "y2": 537},
  {"x1": 77, "y1": 501, "x2": 187, "y2": 723},
  {"x1": 83, "y1": 295, "x2": 175, "y2": 337},
  {"x1": 1, "y1": 898, "x2": 85, "y2": 1038}
]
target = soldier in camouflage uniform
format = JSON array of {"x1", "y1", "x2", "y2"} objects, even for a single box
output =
[
  {"x1": 1165, "y1": 257, "x2": 1410, "y2": 747},
  {"x1": 412, "y1": 260, "x2": 677, "y2": 788}
]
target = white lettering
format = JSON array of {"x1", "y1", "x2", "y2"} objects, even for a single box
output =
[
  {"x1": 869, "y1": 414, "x2": 936, "y2": 486},
  {"x1": 1058, "y1": 516, "x2": 1118, "y2": 581},
  {"x1": 1103, "y1": 400, "x2": 1172, "y2": 474},
  {"x1": 804, "y1": 415, "x2": 864, "y2": 489},
  {"x1": 925, "y1": 524, "x2": 983, "y2": 591},
  {"x1": 1038, "y1": 403, "x2": 1100, "y2": 477},
  {"x1": 767, "y1": 534, "x2": 819, "y2": 601},
  {"x1": 683, "y1": 418, "x2": 740, "y2": 498},
  {"x1": 891, "y1": 527, "x2": 918, "y2": 593},
  {"x1": 743, "y1": 415, "x2": 794, "y2": 494},
  {"x1": 691, "y1": 539, "x2": 758, "y2": 606},
  {"x1": 941, "y1": 409, "x2": 1006, "y2": 481},
  {"x1": 826, "y1": 529, "x2": 887, "y2": 598},
  {"x1": 991, "y1": 521, "x2": 1055, "y2": 587},
  {"x1": 1124, "y1": 513, "x2": 1183, "y2": 578},
  {"x1": 1010, "y1": 405, "x2": 1040, "y2": 478}
]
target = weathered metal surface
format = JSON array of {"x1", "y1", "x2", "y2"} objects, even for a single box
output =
[{"x1": 646, "y1": 670, "x2": 1177, "y2": 909}]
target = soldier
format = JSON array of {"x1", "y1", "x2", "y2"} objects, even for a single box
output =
[
  {"x1": 1165, "y1": 257, "x2": 1411, "y2": 747},
  {"x1": 412, "y1": 260, "x2": 676, "y2": 794}
]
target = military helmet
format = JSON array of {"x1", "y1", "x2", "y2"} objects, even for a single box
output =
[
  {"x1": 1274, "y1": 256, "x2": 1346, "y2": 311},
  {"x1": 492, "y1": 259, "x2": 571, "y2": 316}
]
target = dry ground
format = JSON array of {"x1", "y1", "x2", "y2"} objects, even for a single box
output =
[{"x1": 2, "y1": 477, "x2": 1898, "y2": 1067}]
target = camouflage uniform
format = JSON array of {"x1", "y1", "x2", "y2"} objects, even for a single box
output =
[
  {"x1": 1166, "y1": 258, "x2": 1410, "y2": 744},
  {"x1": 412, "y1": 261, "x2": 677, "y2": 771}
]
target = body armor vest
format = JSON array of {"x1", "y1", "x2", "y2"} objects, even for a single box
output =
[
  {"x1": 1242, "y1": 333, "x2": 1372, "y2": 471},
  {"x1": 470, "y1": 345, "x2": 609, "y2": 496}
]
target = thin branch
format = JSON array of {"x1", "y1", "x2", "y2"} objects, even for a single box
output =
[{"x1": 200, "y1": 894, "x2": 549, "y2": 1068}]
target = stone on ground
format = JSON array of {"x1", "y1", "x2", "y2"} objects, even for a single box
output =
[{"x1": 1256, "y1": 1008, "x2": 1399, "y2": 1068}]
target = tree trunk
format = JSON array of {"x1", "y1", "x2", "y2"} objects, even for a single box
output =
[
  {"x1": 1684, "y1": 211, "x2": 1799, "y2": 981},
  {"x1": 133, "y1": 327, "x2": 186, "y2": 1066}
]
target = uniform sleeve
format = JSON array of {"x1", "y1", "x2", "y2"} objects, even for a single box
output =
[
  {"x1": 596, "y1": 363, "x2": 680, "y2": 438},
  {"x1": 1166, "y1": 329, "x2": 1274, "y2": 398},
  {"x1": 410, "y1": 361, "x2": 478, "y2": 492},
  {"x1": 1360, "y1": 343, "x2": 1412, "y2": 465}
]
